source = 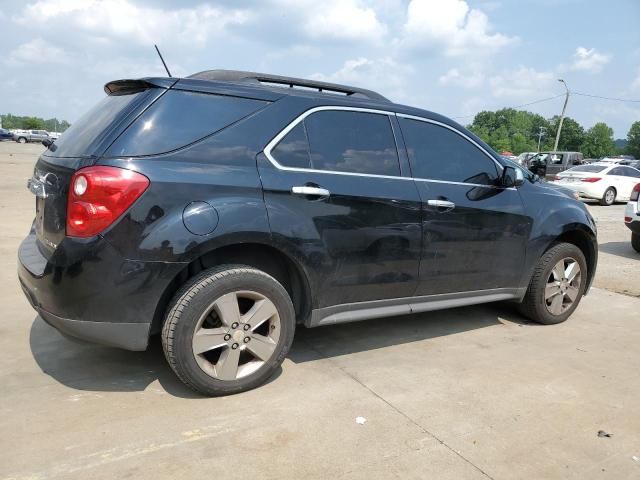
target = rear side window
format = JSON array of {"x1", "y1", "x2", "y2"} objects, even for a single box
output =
[
  {"x1": 106, "y1": 90, "x2": 267, "y2": 157},
  {"x1": 271, "y1": 123, "x2": 311, "y2": 169},
  {"x1": 47, "y1": 89, "x2": 155, "y2": 157},
  {"x1": 271, "y1": 110, "x2": 400, "y2": 176},
  {"x1": 305, "y1": 111, "x2": 400, "y2": 176},
  {"x1": 399, "y1": 118, "x2": 498, "y2": 185}
]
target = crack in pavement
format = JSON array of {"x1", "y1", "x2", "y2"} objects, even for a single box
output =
[{"x1": 300, "y1": 338, "x2": 496, "y2": 480}]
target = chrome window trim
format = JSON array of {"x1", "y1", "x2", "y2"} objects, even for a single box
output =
[{"x1": 263, "y1": 105, "x2": 511, "y2": 190}]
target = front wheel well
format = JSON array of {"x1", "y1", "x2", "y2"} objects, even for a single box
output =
[{"x1": 150, "y1": 243, "x2": 312, "y2": 335}]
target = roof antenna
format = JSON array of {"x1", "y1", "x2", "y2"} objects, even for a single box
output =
[{"x1": 154, "y1": 44, "x2": 172, "y2": 77}]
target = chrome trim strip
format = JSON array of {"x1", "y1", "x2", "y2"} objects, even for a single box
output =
[{"x1": 263, "y1": 105, "x2": 513, "y2": 190}]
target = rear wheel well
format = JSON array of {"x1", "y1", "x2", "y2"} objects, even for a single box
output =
[
  {"x1": 150, "y1": 243, "x2": 311, "y2": 335},
  {"x1": 554, "y1": 229, "x2": 596, "y2": 287}
]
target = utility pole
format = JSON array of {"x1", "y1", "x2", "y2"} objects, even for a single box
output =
[
  {"x1": 537, "y1": 126, "x2": 546, "y2": 152},
  {"x1": 553, "y1": 79, "x2": 570, "y2": 152}
]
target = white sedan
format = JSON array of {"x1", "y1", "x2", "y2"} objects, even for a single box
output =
[{"x1": 552, "y1": 163, "x2": 640, "y2": 206}]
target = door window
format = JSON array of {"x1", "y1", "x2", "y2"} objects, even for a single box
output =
[
  {"x1": 399, "y1": 118, "x2": 498, "y2": 185},
  {"x1": 619, "y1": 166, "x2": 640, "y2": 178},
  {"x1": 270, "y1": 110, "x2": 401, "y2": 176}
]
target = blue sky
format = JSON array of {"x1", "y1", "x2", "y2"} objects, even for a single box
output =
[{"x1": 1, "y1": 0, "x2": 639, "y2": 137}]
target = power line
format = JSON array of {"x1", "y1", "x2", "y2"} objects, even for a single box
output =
[
  {"x1": 450, "y1": 94, "x2": 565, "y2": 120},
  {"x1": 572, "y1": 92, "x2": 640, "y2": 103}
]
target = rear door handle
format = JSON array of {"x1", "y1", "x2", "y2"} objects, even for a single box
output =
[
  {"x1": 291, "y1": 186, "x2": 330, "y2": 197},
  {"x1": 427, "y1": 199, "x2": 455, "y2": 210}
]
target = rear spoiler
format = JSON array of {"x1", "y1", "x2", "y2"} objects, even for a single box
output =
[{"x1": 103, "y1": 78, "x2": 177, "y2": 96}]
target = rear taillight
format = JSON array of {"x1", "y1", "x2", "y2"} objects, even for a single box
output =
[
  {"x1": 631, "y1": 183, "x2": 640, "y2": 201},
  {"x1": 66, "y1": 166, "x2": 149, "y2": 238},
  {"x1": 625, "y1": 216, "x2": 633, "y2": 223},
  {"x1": 554, "y1": 175, "x2": 561, "y2": 181},
  {"x1": 581, "y1": 177, "x2": 602, "y2": 183}
]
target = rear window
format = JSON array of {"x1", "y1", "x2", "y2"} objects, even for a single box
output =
[
  {"x1": 47, "y1": 89, "x2": 155, "y2": 157},
  {"x1": 106, "y1": 90, "x2": 267, "y2": 157},
  {"x1": 568, "y1": 165, "x2": 607, "y2": 173}
]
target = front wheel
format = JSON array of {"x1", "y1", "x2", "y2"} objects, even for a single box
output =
[
  {"x1": 632, "y1": 233, "x2": 640, "y2": 253},
  {"x1": 162, "y1": 266, "x2": 295, "y2": 396},
  {"x1": 519, "y1": 243, "x2": 587, "y2": 325}
]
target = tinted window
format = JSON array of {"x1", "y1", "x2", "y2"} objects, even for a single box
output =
[
  {"x1": 271, "y1": 122, "x2": 311, "y2": 169},
  {"x1": 568, "y1": 165, "x2": 607, "y2": 173},
  {"x1": 304, "y1": 111, "x2": 400, "y2": 176},
  {"x1": 399, "y1": 118, "x2": 498, "y2": 184},
  {"x1": 608, "y1": 167, "x2": 624, "y2": 176},
  {"x1": 107, "y1": 90, "x2": 267, "y2": 157},
  {"x1": 48, "y1": 89, "x2": 155, "y2": 157},
  {"x1": 620, "y1": 167, "x2": 640, "y2": 178}
]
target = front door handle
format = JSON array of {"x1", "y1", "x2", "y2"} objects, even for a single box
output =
[
  {"x1": 427, "y1": 199, "x2": 455, "y2": 210},
  {"x1": 291, "y1": 186, "x2": 330, "y2": 197}
]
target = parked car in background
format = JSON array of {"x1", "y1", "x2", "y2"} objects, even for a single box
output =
[
  {"x1": 516, "y1": 151, "x2": 536, "y2": 166},
  {"x1": 19, "y1": 69, "x2": 598, "y2": 396},
  {"x1": 619, "y1": 159, "x2": 640, "y2": 169},
  {"x1": 14, "y1": 129, "x2": 50, "y2": 144},
  {"x1": 0, "y1": 128, "x2": 15, "y2": 141},
  {"x1": 48, "y1": 132, "x2": 61, "y2": 140},
  {"x1": 552, "y1": 163, "x2": 640, "y2": 205},
  {"x1": 528, "y1": 151, "x2": 584, "y2": 178},
  {"x1": 624, "y1": 183, "x2": 640, "y2": 252}
]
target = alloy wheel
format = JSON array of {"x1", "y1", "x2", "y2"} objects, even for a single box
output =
[
  {"x1": 605, "y1": 189, "x2": 615, "y2": 204},
  {"x1": 192, "y1": 290, "x2": 280, "y2": 381},
  {"x1": 544, "y1": 258, "x2": 582, "y2": 316}
]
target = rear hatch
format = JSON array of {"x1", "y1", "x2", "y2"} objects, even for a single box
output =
[{"x1": 29, "y1": 79, "x2": 172, "y2": 259}]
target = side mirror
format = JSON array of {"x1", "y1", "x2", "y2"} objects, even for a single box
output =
[
  {"x1": 501, "y1": 165, "x2": 524, "y2": 188},
  {"x1": 41, "y1": 138, "x2": 53, "y2": 148}
]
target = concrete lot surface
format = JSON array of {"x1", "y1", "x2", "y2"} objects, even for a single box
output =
[{"x1": 1, "y1": 142, "x2": 639, "y2": 479}]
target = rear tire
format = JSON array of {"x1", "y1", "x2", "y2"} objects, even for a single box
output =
[
  {"x1": 600, "y1": 187, "x2": 616, "y2": 206},
  {"x1": 17, "y1": 137, "x2": 27, "y2": 144},
  {"x1": 632, "y1": 233, "x2": 640, "y2": 253},
  {"x1": 161, "y1": 265, "x2": 295, "y2": 396},
  {"x1": 519, "y1": 243, "x2": 587, "y2": 325}
]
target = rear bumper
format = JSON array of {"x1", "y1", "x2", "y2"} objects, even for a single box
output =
[
  {"x1": 553, "y1": 181, "x2": 605, "y2": 200},
  {"x1": 625, "y1": 201, "x2": 640, "y2": 234},
  {"x1": 18, "y1": 229, "x2": 186, "y2": 351}
]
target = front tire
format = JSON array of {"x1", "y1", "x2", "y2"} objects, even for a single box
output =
[
  {"x1": 519, "y1": 243, "x2": 587, "y2": 325},
  {"x1": 162, "y1": 266, "x2": 295, "y2": 396},
  {"x1": 600, "y1": 187, "x2": 616, "y2": 206},
  {"x1": 632, "y1": 233, "x2": 640, "y2": 253}
]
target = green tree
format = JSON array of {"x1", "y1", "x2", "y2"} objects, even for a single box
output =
[
  {"x1": 626, "y1": 121, "x2": 640, "y2": 159},
  {"x1": 468, "y1": 108, "x2": 550, "y2": 154},
  {"x1": 546, "y1": 116, "x2": 585, "y2": 151},
  {"x1": 23, "y1": 117, "x2": 45, "y2": 129},
  {"x1": 582, "y1": 122, "x2": 616, "y2": 158}
]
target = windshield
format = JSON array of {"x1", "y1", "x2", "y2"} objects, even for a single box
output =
[{"x1": 566, "y1": 165, "x2": 607, "y2": 173}]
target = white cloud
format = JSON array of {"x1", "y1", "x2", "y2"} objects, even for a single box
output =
[
  {"x1": 489, "y1": 66, "x2": 555, "y2": 99},
  {"x1": 299, "y1": 0, "x2": 387, "y2": 43},
  {"x1": 567, "y1": 47, "x2": 610, "y2": 73},
  {"x1": 403, "y1": 0, "x2": 516, "y2": 56},
  {"x1": 311, "y1": 57, "x2": 412, "y2": 102},
  {"x1": 17, "y1": 0, "x2": 251, "y2": 47},
  {"x1": 6, "y1": 38, "x2": 69, "y2": 65},
  {"x1": 630, "y1": 68, "x2": 640, "y2": 91},
  {"x1": 439, "y1": 68, "x2": 484, "y2": 88}
]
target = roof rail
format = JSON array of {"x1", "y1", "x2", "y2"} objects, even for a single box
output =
[{"x1": 186, "y1": 69, "x2": 390, "y2": 102}]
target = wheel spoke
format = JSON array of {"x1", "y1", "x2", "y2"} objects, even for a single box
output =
[
  {"x1": 552, "y1": 260, "x2": 565, "y2": 281},
  {"x1": 565, "y1": 261, "x2": 580, "y2": 283},
  {"x1": 192, "y1": 328, "x2": 227, "y2": 355},
  {"x1": 215, "y1": 293, "x2": 241, "y2": 327},
  {"x1": 215, "y1": 347, "x2": 241, "y2": 380},
  {"x1": 243, "y1": 299, "x2": 277, "y2": 331},
  {"x1": 545, "y1": 282, "x2": 561, "y2": 300},
  {"x1": 549, "y1": 294, "x2": 564, "y2": 315},
  {"x1": 247, "y1": 334, "x2": 277, "y2": 361},
  {"x1": 565, "y1": 286, "x2": 579, "y2": 302}
]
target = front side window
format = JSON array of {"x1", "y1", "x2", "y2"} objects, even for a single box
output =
[
  {"x1": 550, "y1": 154, "x2": 564, "y2": 165},
  {"x1": 270, "y1": 110, "x2": 401, "y2": 176},
  {"x1": 399, "y1": 118, "x2": 498, "y2": 185}
]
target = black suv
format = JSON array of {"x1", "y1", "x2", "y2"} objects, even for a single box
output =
[{"x1": 18, "y1": 70, "x2": 598, "y2": 396}]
